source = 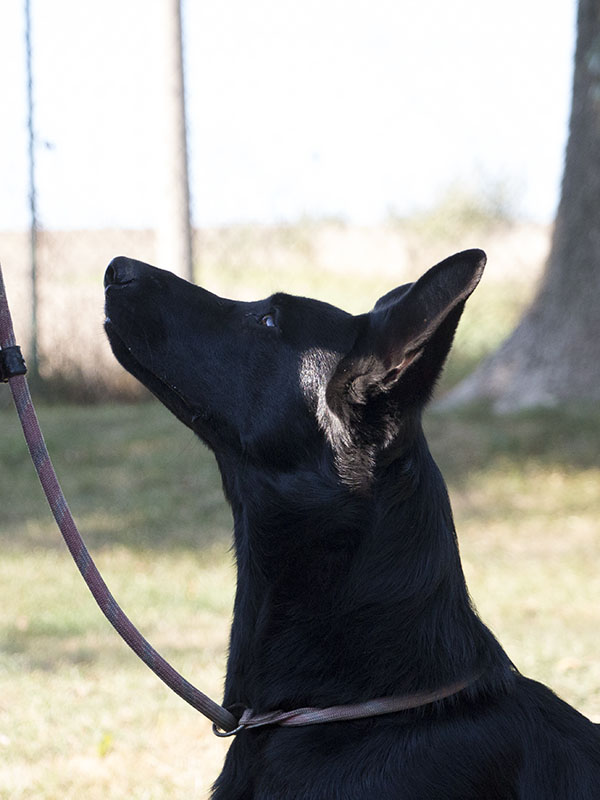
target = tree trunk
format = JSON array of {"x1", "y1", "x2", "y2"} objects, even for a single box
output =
[{"x1": 443, "y1": 0, "x2": 600, "y2": 412}]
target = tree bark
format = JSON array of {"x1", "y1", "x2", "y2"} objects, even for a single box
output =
[{"x1": 443, "y1": 0, "x2": 600, "y2": 412}]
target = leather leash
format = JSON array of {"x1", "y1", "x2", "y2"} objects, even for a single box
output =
[
  {"x1": 0, "y1": 261, "x2": 476, "y2": 738},
  {"x1": 0, "y1": 262, "x2": 238, "y2": 734}
]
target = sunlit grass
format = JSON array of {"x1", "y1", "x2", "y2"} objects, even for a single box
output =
[
  {"x1": 1, "y1": 403, "x2": 234, "y2": 798},
  {"x1": 0, "y1": 541, "x2": 234, "y2": 798},
  {"x1": 1, "y1": 400, "x2": 599, "y2": 797},
  {"x1": 426, "y1": 410, "x2": 600, "y2": 722}
]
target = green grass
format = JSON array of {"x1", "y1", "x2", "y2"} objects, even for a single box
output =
[
  {"x1": 1, "y1": 398, "x2": 599, "y2": 798},
  {"x1": 426, "y1": 408, "x2": 600, "y2": 717},
  {"x1": 0, "y1": 403, "x2": 234, "y2": 798}
]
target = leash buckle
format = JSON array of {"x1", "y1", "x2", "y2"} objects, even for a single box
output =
[{"x1": 0, "y1": 345, "x2": 27, "y2": 382}]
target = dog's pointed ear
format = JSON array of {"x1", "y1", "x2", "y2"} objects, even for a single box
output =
[{"x1": 327, "y1": 249, "x2": 486, "y2": 411}]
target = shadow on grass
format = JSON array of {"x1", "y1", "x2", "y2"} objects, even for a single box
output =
[
  {"x1": 1, "y1": 400, "x2": 233, "y2": 553},
  {"x1": 2, "y1": 398, "x2": 599, "y2": 554},
  {"x1": 426, "y1": 403, "x2": 600, "y2": 486},
  {"x1": 3, "y1": 628, "x2": 227, "y2": 673}
]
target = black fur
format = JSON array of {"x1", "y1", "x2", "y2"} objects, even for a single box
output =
[{"x1": 104, "y1": 250, "x2": 600, "y2": 799}]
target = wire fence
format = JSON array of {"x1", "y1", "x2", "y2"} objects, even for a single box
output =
[
  {"x1": 0, "y1": 1, "x2": 552, "y2": 404},
  {"x1": 1, "y1": 0, "x2": 194, "y2": 400}
]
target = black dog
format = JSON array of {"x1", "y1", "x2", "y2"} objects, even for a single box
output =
[{"x1": 104, "y1": 250, "x2": 599, "y2": 799}]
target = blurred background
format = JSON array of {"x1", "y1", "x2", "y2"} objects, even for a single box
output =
[
  {"x1": 1, "y1": 1, "x2": 599, "y2": 798},
  {"x1": 0, "y1": 0, "x2": 575, "y2": 398}
]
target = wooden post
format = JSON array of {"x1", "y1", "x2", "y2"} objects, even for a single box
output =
[{"x1": 158, "y1": 0, "x2": 194, "y2": 281}]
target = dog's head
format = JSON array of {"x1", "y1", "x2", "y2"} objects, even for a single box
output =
[{"x1": 104, "y1": 249, "x2": 485, "y2": 487}]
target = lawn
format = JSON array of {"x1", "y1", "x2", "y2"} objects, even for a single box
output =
[
  {"x1": 1, "y1": 396, "x2": 599, "y2": 798},
  {"x1": 0, "y1": 226, "x2": 598, "y2": 798}
]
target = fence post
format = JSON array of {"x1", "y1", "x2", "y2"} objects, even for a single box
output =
[
  {"x1": 158, "y1": 0, "x2": 194, "y2": 281},
  {"x1": 25, "y1": 0, "x2": 39, "y2": 378}
]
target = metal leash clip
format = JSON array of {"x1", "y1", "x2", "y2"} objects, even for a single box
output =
[{"x1": 212, "y1": 705, "x2": 248, "y2": 737}]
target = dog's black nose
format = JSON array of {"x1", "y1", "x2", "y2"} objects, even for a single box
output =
[{"x1": 104, "y1": 256, "x2": 141, "y2": 289}]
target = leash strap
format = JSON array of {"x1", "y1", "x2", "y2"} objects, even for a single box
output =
[{"x1": 0, "y1": 263, "x2": 238, "y2": 734}]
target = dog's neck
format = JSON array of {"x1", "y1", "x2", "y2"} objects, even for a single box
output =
[{"x1": 221, "y1": 427, "x2": 512, "y2": 713}]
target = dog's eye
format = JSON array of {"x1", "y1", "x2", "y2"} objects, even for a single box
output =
[{"x1": 259, "y1": 314, "x2": 276, "y2": 328}]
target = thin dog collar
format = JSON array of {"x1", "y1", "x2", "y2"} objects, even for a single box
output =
[{"x1": 213, "y1": 675, "x2": 477, "y2": 737}]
